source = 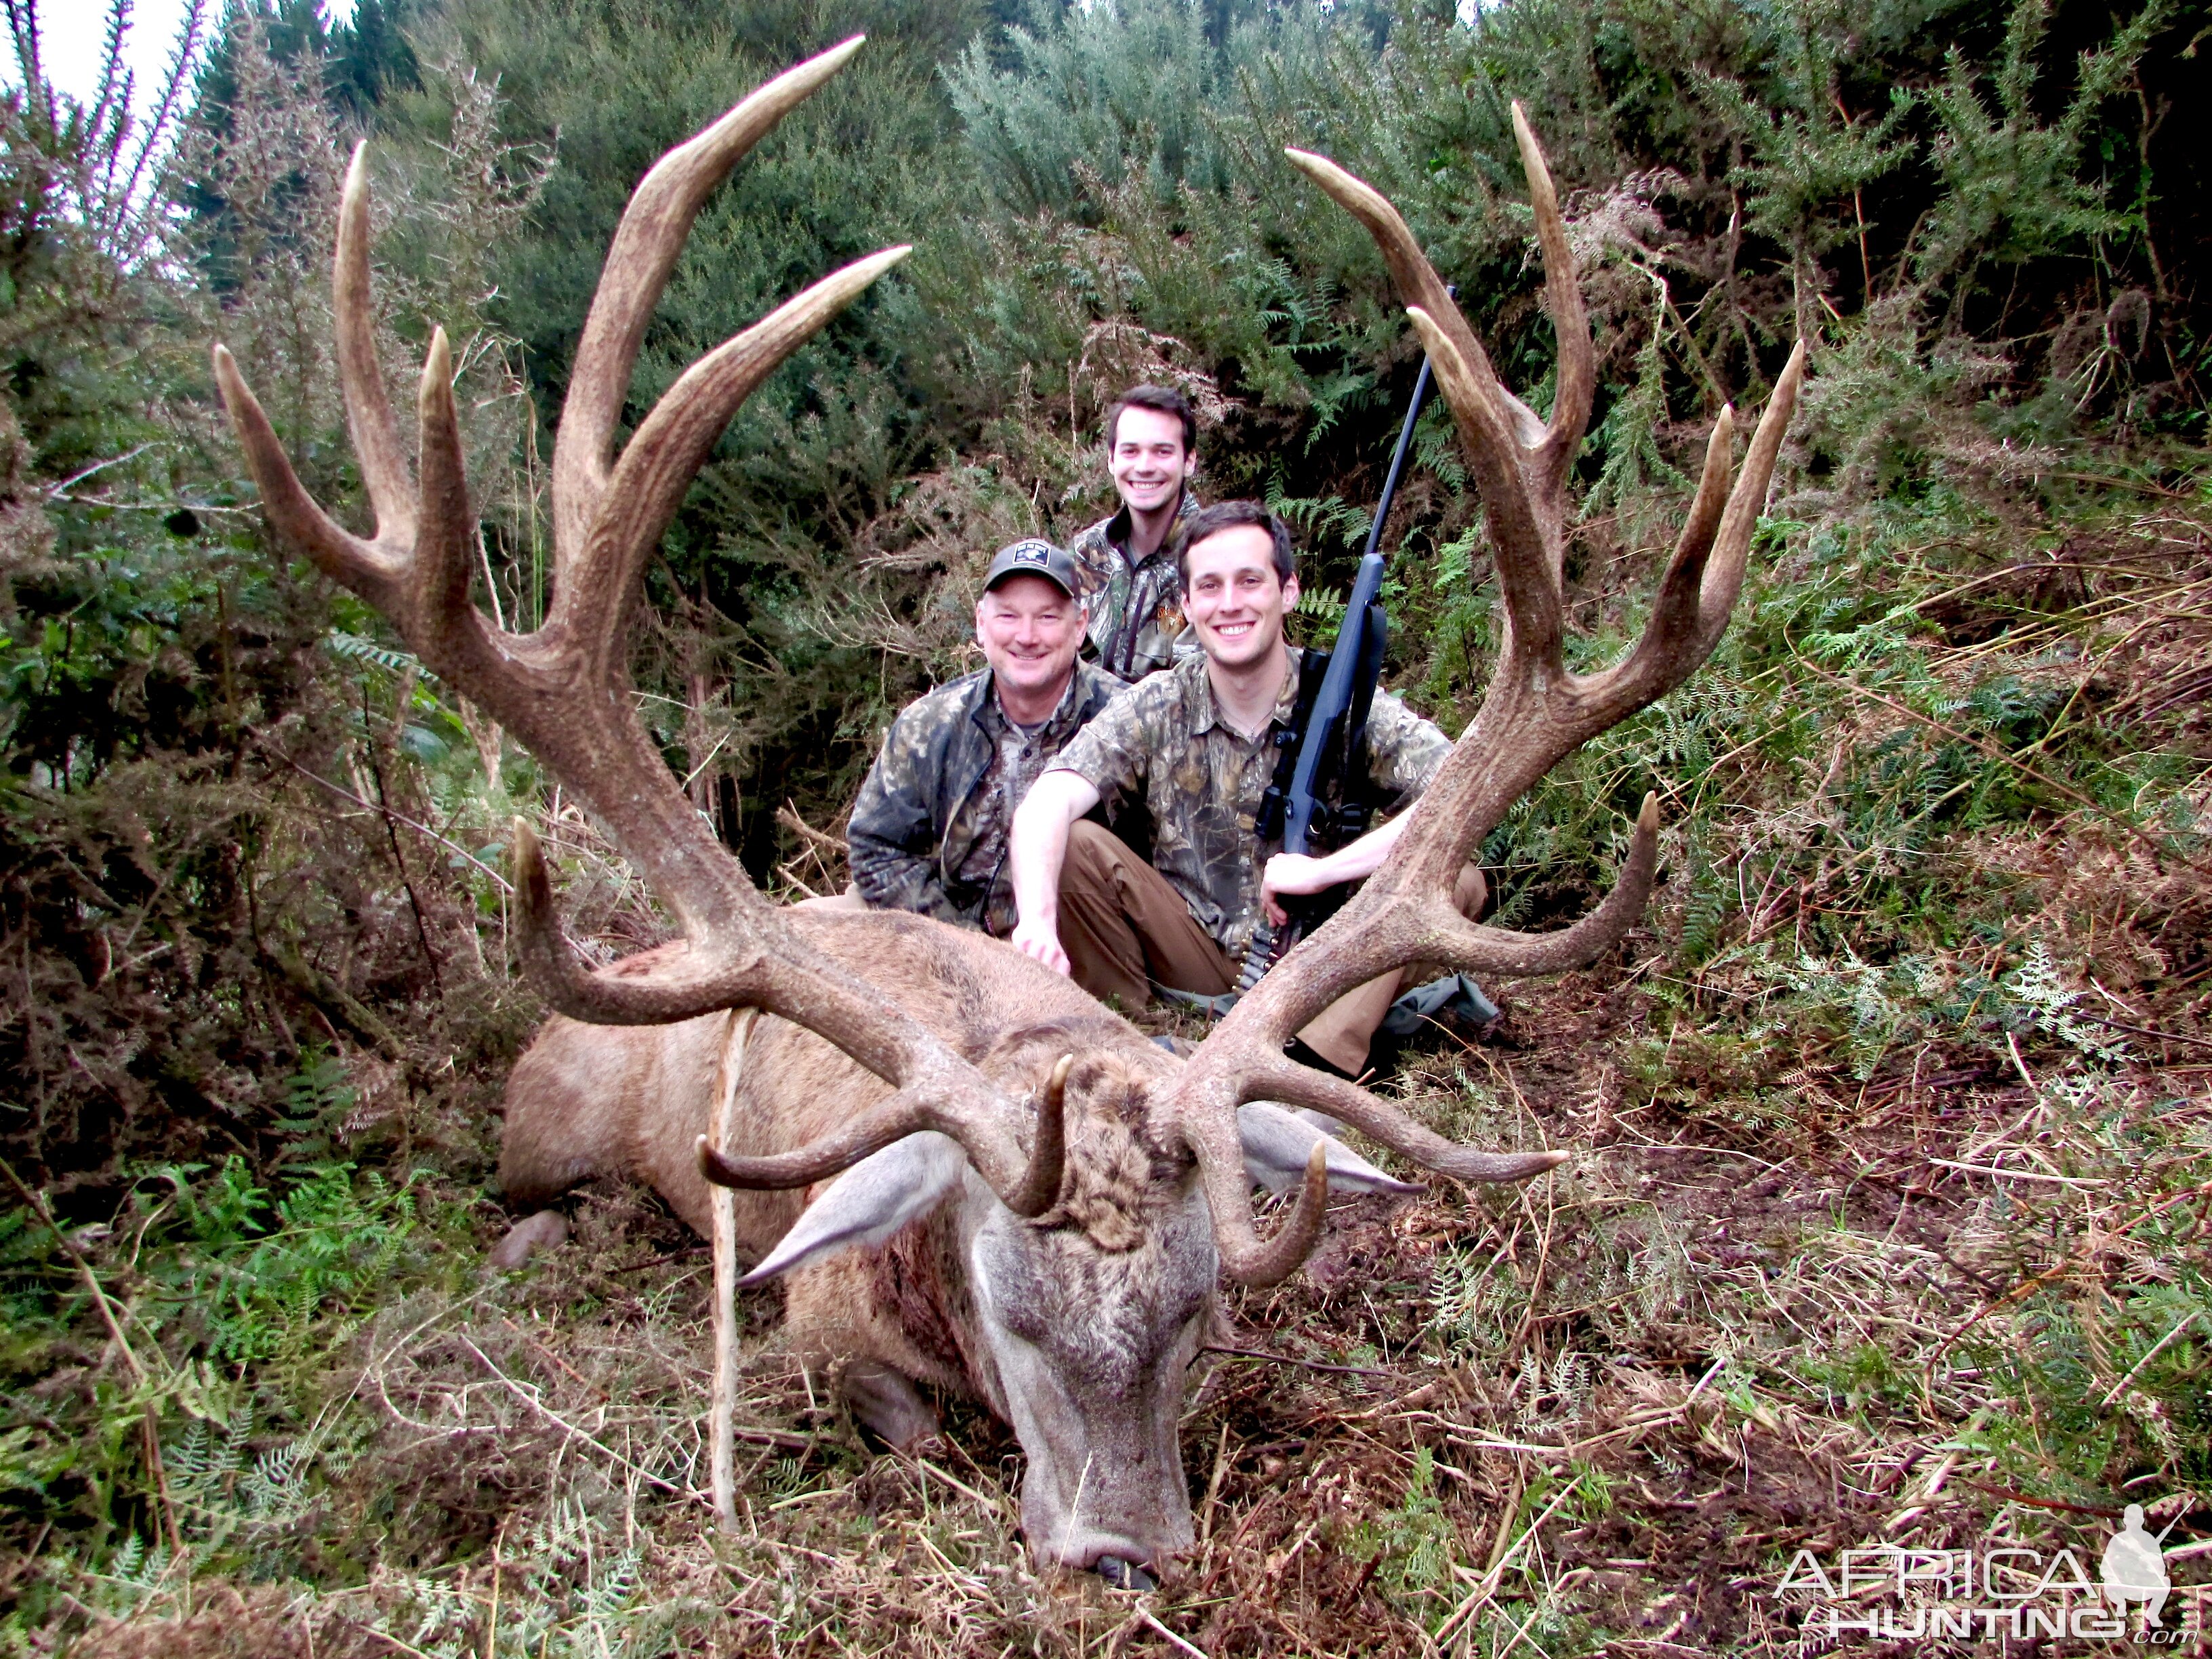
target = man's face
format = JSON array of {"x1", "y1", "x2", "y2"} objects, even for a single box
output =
[
  {"x1": 1108, "y1": 406, "x2": 1193, "y2": 520},
  {"x1": 1181, "y1": 526, "x2": 1298, "y2": 672},
  {"x1": 976, "y1": 575, "x2": 1084, "y2": 702}
]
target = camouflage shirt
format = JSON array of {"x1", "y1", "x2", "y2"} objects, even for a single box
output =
[
  {"x1": 950, "y1": 712, "x2": 1061, "y2": 934},
  {"x1": 1067, "y1": 490, "x2": 1204, "y2": 681},
  {"x1": 848, "y1": 661, "x2": 1124, "y2": 935},
  {"x1": 1044, "y1": 652, "x2": 1452, "y2": 958}
]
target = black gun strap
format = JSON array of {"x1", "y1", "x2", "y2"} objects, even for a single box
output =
[
  {"x1": 1255, "y1": 647, "x2": 1330, "y2": 845},
  {"x1": 1332, "y1": 600, "x2": 1387, "y2": 843}
]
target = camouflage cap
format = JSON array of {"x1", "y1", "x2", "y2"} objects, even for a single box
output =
[{"x1": 981, "y1": 538, "x2": 1080, "y2": 598}]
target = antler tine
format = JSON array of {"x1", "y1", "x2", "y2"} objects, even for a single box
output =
[
  {"x1": 1700, "y1": 338, "x2": 1809, "y2": 649},
  {"x1": 1292, "y1": 151, "x2": 1477, "y2": 371},
  {"x1": 692, "y1": 1048, "x2": 1065, "y2": 1206},
  {"x1": 334, "y1": 142, "x2": 414, "y2": 546},
  {"x1": 408, "y1": 326, "x2": 514, "y2": 687},
  {"x1": 1406, "y1": 306, "x2": 1562, "y2": 668},
  {"x1": 551, "y1": 34, "x2": 867, "y2": 560},
  {"x1": 1510, "y1": 102, "x2": 1593, "y2": 509},
  {"x1": 1286, "y1": 142, "x2": 1577, "y2": 673},
  {"x1": 1282, "y1": 148, "x2": 1517, "y2": 438},
  {"x1": 1416, "y1": 793, "x2": 1662, "y2": 977},
  {"x1": 569, "y1": 243, "x2": 912, "y2": 673},
  {"x1": 1172, "y1": 962, "x2": 1565, "y2": 1276},
  {"x1": 697, "y1": 1076, "x2": 1010, "y2": 1195},
  {"x1": 1177, "y1": 1034, "x2": 1560, "y2": 1286},
  {"x1": 1593, "y1": 339, "x2": 1808, "y2": 714},
  {"x1": 1005, "y1": 1054, "x2": 1073, "y2": 1218},
  {"x1": 213, "y1": 345, "x2": 405, "y2": 611},
  {"x1": 1244, "y1": 1059, "x2": 1566, "y2": 1187},
  {"x1": 1187, "y1": 1115, "x2": 1333, "y2": 1288},
  {"x1": 222, "y1": 165, "x2": 513, "y2": 690},
  {"x1": 511, "y1": 812, "x2": 1035, "y2": 1176},
  {"x1": 510, "y1": 819, "x2": 767, "y2": 1023}
]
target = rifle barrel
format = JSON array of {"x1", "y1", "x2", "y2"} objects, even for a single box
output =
[
  {"x1": 1357, "y1": 281, "x2": 1452, "y2": 564},
  {"x1": 1359, "y1": 355, "x2": 1435, "y2": 564}
]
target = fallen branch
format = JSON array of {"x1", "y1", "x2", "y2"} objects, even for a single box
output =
[
  {"x1": 777, "y1": 802, "x2": 848, "y2": 855},
  {"x1": 258, "y1": 739, "x2": 515, "y2": 892},
  {"x1": 2097, "y1": 1309, "x2": 2200, "y2": 1407},
  {"x1": 711, "y1": 1009, "x2": 761, "y2": 1534},
  {"x1": 1134, "y1": 1605, "x2": 1211, "y2": 1659},
  {"x1": 1434, "y1": 1475, "x2": 1586, "y2": 1644},
  {"x1": 1927, "y1": 1159, "x2": 2107, "y2": 1188},
  {"x1": 1954, "y1": 1480, "x2": 2121, "y2": 1519},
  {"x1": 2066, "y1": 1009, "x2": 2212, "y2": 1052},
  {"x1": 458, "y1": 1333, "x2": 709, "y2": 1509},
  {"x1": 1202, "y1": 1345, "x2": 1392, "y2": 1378}
]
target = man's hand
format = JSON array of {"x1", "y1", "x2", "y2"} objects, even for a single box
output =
[
  {"x1": 1261, "y1": 851, "x2": 1336, "y2": 927},
  {"x1": 1010, "y1": 915, "x2": 1071, "y2": 977},
  {"x1": 1008, "y1": 768, "x2": 1100, "y2": 978}
]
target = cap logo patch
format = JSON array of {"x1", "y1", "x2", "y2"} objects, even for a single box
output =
[{"x1": 1011, "y1": 544, "x2": 1049, "y2": 566}]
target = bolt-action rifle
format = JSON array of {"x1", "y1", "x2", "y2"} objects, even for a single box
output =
[{"x1": 1237, "y1": 317, "x2": 1446, "y2": 994}]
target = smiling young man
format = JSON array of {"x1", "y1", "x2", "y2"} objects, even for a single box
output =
[
  {"x1": 1067, "y1": 385, "x2": 1204, "y2": 681},
  {"x1": 1008, "y1": 502, "x2": 1484, "y2": 1073},
  {"x1": 843, "y1": 540, "x2": 1124, "y2": 937}
]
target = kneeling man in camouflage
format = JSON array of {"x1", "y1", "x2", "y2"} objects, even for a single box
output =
[
  {"x1": 1007, "y1": 501, "x2": 1484, "y2": 1075},
  {"x1": 841, "y1": 539, "x2": 1124, "y2": 935}
]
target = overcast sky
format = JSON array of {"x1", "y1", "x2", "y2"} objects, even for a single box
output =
[{"x1": 14, "y1": 0, "x2": 357, "y2": 125}]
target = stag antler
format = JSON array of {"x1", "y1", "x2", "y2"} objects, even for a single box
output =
[
  {"x1": 1168, "y1": 107, "x2": 1808, "y2": 1284},
  {"x1": 215, "y1": 40, "x2": 1060, "y2": 1216}
]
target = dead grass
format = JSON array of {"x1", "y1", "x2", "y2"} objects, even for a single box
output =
[{"x1": 42, "y1": 938, "x2": 2207, "y2": 1657}]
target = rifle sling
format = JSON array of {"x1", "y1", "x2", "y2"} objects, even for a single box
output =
[{"x1": 1256, "y1": 646, "x2": 1331, "y2": 846}]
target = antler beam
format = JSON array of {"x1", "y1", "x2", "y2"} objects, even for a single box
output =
[
  {"x1": 1167, "y1": 107, "x2": 1807, "y2": 1279},
  {"x1": 216, "y1": 39, "x2": 1055, "y2": 1208}
]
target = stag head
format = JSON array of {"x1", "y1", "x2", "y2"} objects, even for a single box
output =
[{"x1": 218, "y1": 38, "x2": 1801, "y2": 1578}]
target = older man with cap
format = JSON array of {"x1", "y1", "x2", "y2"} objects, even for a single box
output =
[{"x1": 842, "y1": 539, "x2": 1126, "y2": 936}]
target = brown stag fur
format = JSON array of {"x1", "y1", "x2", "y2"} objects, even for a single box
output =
[{"x1": 499, "y1": 907, "x2": 1225, "y2": 1418}]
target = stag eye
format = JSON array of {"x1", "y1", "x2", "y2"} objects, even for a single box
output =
[
  {"x1": 994, "y1": 1296, "x2": 1054, "y2": 1346},
  {"x1": 972, "y1": 1233, "x2": 1058, "y2": 1343}
]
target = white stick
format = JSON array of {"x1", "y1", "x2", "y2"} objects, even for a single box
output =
[
  {"x1": 2098, "y1": 1309, "x2": 2199, "y2": 1408},
  {"x1": 710, "y1": 1006, "x2": 760, "y2": 1534},
  {"x1": 1927, "y1": 1158, "x2": 2106, "y2": 1187},
  {"x1": 1134, "y1": 1607, "x2": 1210, "y2": 1659}
]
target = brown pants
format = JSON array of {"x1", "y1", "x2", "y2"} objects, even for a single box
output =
[{"x1": 1055, "y1": 821, "x2": 1485, "y2": 1076}]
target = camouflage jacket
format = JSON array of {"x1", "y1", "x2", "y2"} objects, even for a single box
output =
[
  {"x1": 1067, "y1": 490, "x2": 1204, "y2": 681},
  {"x1": 1044, "y1": 652, "x2": 1450, "y2": 959},
  {"x1": 848, "y1": 661, "x2": 1125, "y2": 935}
]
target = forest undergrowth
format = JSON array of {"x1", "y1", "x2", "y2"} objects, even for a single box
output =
[{"x1": 5, "y1": 0, "x2": 2211, "y2": 1651}]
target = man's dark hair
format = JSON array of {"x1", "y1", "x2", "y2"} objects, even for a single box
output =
[
  {"x1": 1105, "y1": 384, "x2": 1196, "y2": 454},
  {"x1": 1172, "y1": 500, "x2": 1296, "y2": 592}
]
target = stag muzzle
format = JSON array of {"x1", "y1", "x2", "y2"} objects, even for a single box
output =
[
  {"x1": 960, "y1": 1169, "x2": 1216, "y2": 1582},
  {"x1": 1016, "y1": 1406, "x2": 1195, "y2": 1581}
]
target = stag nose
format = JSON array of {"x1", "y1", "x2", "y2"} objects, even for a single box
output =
[
  {"x1": 1057, "y1": 1528, "x2": 1172, "y2": 1586},
  {"x1": 1095, "y1": 1555, "x2": 1156, "y2": 1592}
]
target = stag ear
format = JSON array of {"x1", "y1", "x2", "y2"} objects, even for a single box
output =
[
  {"x1": 739, "y1": 1131, "x2": 966, "y2": 1285},
  {"x1": 1237, "y1": 1103, "x2": 1422, "y2": 1197}
]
